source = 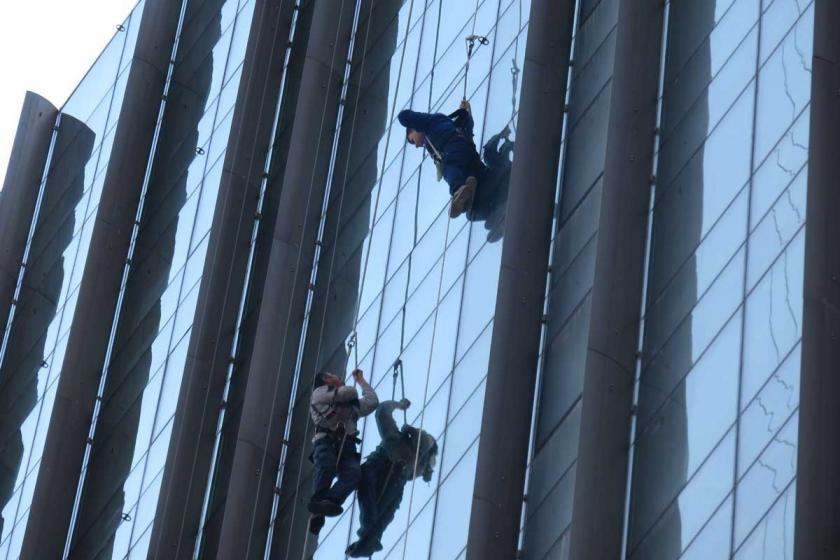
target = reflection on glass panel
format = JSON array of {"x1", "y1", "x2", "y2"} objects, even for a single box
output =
[
  {"x1": 631, "y1": 0, "x2": 812, "y2": 555},
  {"x1": 750, "y1": 107, "x2": 809, "y2": 228},
  {"x1": 67, "y1": 0, "x2": 258, "y2": 556},
  {"x1": 733, "y1": 481, "x2": 795, "y2": 560},
  {"x1": 747, "y1": 170, "x2": 806, "y2": 289},
  {"x1": 741, "y1": 230, "x2": 804, "y2": 409},
  {"x1": 753, "y1": 4, "x2": 813, "y2": 164},
  {"x1": 0, "y1": 0, "x2": 145, "y2": 547},
  {"x1": 276, "y1": 0, "x2": 531, "y2": 556},
  {"x1": 679, "y1": 496, "x2": 732, "y2": 560},
  {"x1": 738, "y1": 343, "x2": 800, "y2": 478},
  {"x1": 630, "y1": 430, "x2": 735, "y2": 560},
  {"x1": 429, "y1": 441, "x2": 478, "y2": 560},
  {"x1": 734, "y1": 412, "x2": 798, "y2": 547}
]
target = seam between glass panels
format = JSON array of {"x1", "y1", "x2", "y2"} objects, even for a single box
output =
[
  {"x1": 630, "y1": 350, "x2": 802, "y2": 558},
  {"x1": 655, "y1": 4, "x2": 812, "y2": 209},
  {"x1": 420, "y1": 0, "x2": 504, "y2": 556},
  {"x1": 621, "y1": 0, "x2": 671, "y2": 558},
  {"x1": 634, "y1": 221, "x2": 805, "y2": 453},
  {"x1": 120, "y1": 0, "x2": 251, "y2": 549},
  {"x1": 266, "y1": 0, "x2": 380, "y2": 556},
  {"x1": 0, "y1": 115, "x2": 60, "y2": 373},
  {"x1": 0, "y1": 9, "x2": 137, "y2": 557},
  {"x1": 192, "y1": 0, "x2": 303, "y2": 556},
  {"x1": 62, "y1": 1, "x2": 191, "y2": 556},
  {"x1": 732, "y1": 0, "x2": 764, "y2": 550}
]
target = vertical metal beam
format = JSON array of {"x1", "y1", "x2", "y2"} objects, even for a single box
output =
[
  {"x1": 466, "y1": 0, "x2": 575, "y2": 557},
  {"x1": 568, "y1": 0, "x2": 664, "y2": 558},
  {"x1": 214, "y1": 0, "x2": 357, "y2": 557},
  {"x1": 795, "y1": 1, "x2": 840, "y2": 557},
  {"x1": 148, "y1": 1, "x2": 300, "y2": 557},
  {"x1": 0, "y1": 92, "x2": 57, "y2": 343},
  {"x1": 20, "y1": 1, "x2": 183, "y2": 557}
]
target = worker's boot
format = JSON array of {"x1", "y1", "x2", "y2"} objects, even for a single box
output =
[
  {"x1": 308, "y1": 496, "x2": 343, "y2": 517},
  {"x1": 449, "y1": 176, "x2": 477, "y2": 218}
]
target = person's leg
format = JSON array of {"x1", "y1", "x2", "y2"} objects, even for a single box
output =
[
  {"x1": 356, "y1": 461, "x2": 379, "y2": 537},
  {"x1": 310, "y1": 439, "x2": 337, "y2": 499},
  {"x1": 309, "y1": 439, "x2": 344, "y2": 516},
  {"x1": 325, "y1": 443, "x2": 362, "y2": 505}
]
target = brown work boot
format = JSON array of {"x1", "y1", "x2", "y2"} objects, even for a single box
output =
[{"x1": 449, "y1": 176, "x2": 477, "y2": 218}]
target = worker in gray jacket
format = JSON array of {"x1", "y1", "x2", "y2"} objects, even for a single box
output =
[{"x1": 308, "y1": 368, "x2": 379, "y2": 517}]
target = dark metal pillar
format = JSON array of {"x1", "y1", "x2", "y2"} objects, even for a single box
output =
[
  {"x1": 214, "y1": 0, "x2": 358, "y2": 557},
  {"x1": 465, "y1": 0, "x2": 575, "y2": 558},
  {"x1": 0, "y1": 92, "x2": 57, "y2": 342},
  {"x1": 795, "y1": 1, "x2": 840, "y2": 557},
  {"x1": 147, "y1": 1, "x2": 301, "y2": 557},
  {"x1": 569, "y1": 0, "x2": 664, "y2": 558},
  {"x1": 20, "y1": 1, "x2": 183, "y2": 557}
]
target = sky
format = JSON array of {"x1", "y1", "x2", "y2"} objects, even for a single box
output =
[{"x1": 0, "y1": 0, "x2": 139, "y2": 189}]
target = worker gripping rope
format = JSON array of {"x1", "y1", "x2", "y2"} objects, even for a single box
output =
[
  {"x1": 307, "y1": 369, "x2": 379, "y2": 519},
  {"x1": 399, "y1": 99, "x2": 486, "y2": 219}
]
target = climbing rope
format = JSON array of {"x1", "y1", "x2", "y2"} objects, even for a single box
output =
[
  {"x1": 509, "y1": 0, "x2": 523, "y2": 132},
  {"x1": 280, "y1": 0, "x2": 428, "y2": 555},
  {"x1": 286, "y1": 0, "x2": 379, "y2": 553},
  {"x1": 399, "y1": 3, "x2": 489, "y2": 557},
  {"x1": 463, "y1": 34, "x2": 489, "y2": 101},
  {"x1": 509, "y1": 59, "x2": 520, "y2": 132}
]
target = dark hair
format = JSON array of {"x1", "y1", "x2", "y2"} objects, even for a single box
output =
[{"x1": 313, "y1": 371, "x2": 329, "y2": 389}]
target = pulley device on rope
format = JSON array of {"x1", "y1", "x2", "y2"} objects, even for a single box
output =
[
  {"x1": 463, "y1": 34, "x2": 489, "y2": 101},
  {"x1": 509, "y1": 58, "x2": 520, "y2": 131},
  {"x1": 391, "y1": 359, "x2": 407, "y2": 424}
]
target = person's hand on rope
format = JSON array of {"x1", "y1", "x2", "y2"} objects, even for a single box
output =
[
  {"x1": 459, "y1": 100, "x2": 472, "y2": 113},
  {"x1": 352, "y1": 368, "x2": 366, "y2": 385},
  {"x1": 502, "y1": 124, "x2": 511, "y2": 138},
  {"x1": 397, "y1": 399, "x2": 411, "y2": 410}
]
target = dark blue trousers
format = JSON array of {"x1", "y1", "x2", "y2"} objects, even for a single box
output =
[
  {"x1": 311, "y1": 437, "x2": 362, "y2": 505},
  {"x1": 441, "y1": 138, "x2": 485, "y2": 195}
]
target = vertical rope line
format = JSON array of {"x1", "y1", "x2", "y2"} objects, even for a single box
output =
[
  {"x1": 236, "y1": 1, "x2": 353, "y2": 556},
  {"x1": 395, "y1": 3, "x2": 486, "y2": 557},
  {"x1": 175, "y1": 2, "x2": 303, "y2": 558}
]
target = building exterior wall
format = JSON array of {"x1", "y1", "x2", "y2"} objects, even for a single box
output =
[
  {"x1": 0, "y1": 0, "x2": 829, "y2": 559},
  {"x1": 0, "y1": 4, "x2": 146, "y2": 556}
]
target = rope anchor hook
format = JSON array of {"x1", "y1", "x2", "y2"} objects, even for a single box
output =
[{"x1": 463, "y1": 34, "x2": 490, "y2": 100}]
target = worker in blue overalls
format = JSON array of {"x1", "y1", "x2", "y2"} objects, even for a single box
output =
[{"x1": 399, "y1": 101, "x2": 486, "y2": 218}]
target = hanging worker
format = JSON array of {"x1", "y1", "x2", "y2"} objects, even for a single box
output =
[
  {"x1": 345, "y1": 399, "x2": 438, "y2": 558},
  {"x1": 308, "y1": 368, "x2": 379, "y2": 517},
  {"x1": 399, "y1": 100, "x2": 486, "y2": 219}
]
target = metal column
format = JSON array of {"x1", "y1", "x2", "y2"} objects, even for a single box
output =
[
  {"x1": 0, "y1": 92, "x2": 57, "y2": 343},
  {"x1": 20, "y1": 1, "x2": 184, "y2": 556},
  {"x1": 569, "y1": 0, "x2": 664, "y2": 558},
  {"x1": 148, "y1": 1, "x2": 301, "y2": 557},
  {"x1": 795, "y1": 0, "x2": 840, "y2": 557},
  {"x1": 466, "y1": 0, "x2": 575, "y2": 557},
  {"x1": 214, "y1": 0, "x2": 358, "y2": 557}
]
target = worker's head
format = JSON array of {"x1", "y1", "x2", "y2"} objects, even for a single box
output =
[
  {"x1": 314, "y1": 371, "x2": 344, "y2": 389},
  {"x1": 406, "y1": 128, "x2": 425, "y2": 148}
]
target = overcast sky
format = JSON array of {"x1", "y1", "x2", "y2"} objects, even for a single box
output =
[{"x1": 0, "y1": 0, "x2": 139, "y2": 189}]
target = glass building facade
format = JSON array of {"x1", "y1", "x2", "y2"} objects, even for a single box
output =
[{"x1": 0, "y1": 0, "x2": 835, "y2": 559}]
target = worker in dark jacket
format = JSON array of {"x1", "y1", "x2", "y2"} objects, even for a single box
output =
[
  {"x1": 345, "y1": 399, "x2": 438, "y2": 558},
  {"x1": 308, "y1": 369, "x2": 379, "y2": 517},
  {"x1": 399, "y1": 101, "x2": 486, "y2": 219}
]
